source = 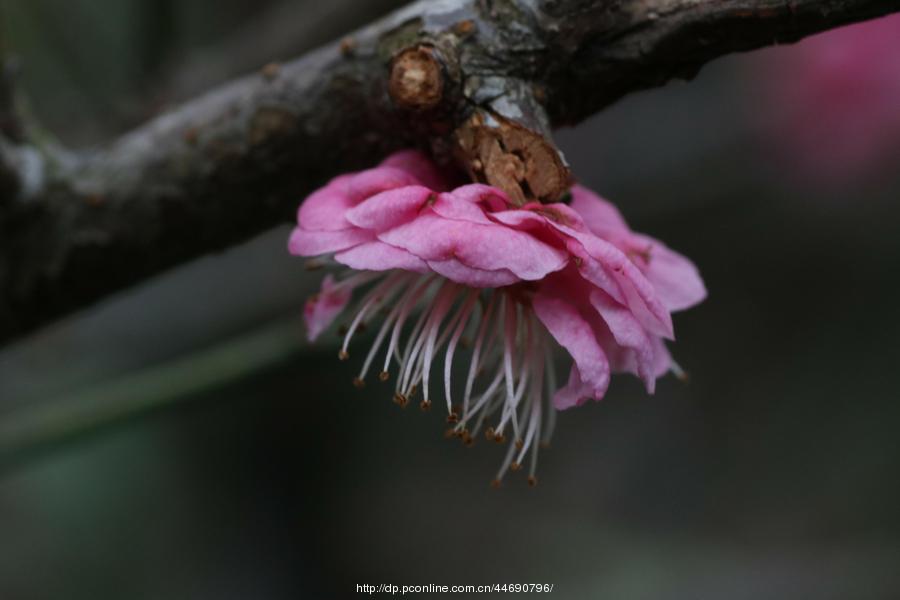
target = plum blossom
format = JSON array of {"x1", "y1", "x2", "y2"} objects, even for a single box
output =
[
  {"x1": 289, "y1": 150, "x2": 705, "y2": 484},
  {"x1": 754, "y1": 14, "x2": 900, "y2": 183}
]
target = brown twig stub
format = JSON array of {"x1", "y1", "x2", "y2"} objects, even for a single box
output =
[
  {"x1": 340, "y1": 37, "x2": 358, "y2": 57},
  {"x1": 389, "y1": 46, "x2": 444, "y2": 112},
  {"x1": 454, "y1": 111, "x2": 570, "y2": 206},
  {"x1": 260, "y1": 62, "x2": 281, "y2": 81}
]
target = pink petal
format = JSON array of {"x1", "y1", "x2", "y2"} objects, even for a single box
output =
[
  {"x1": 553, "y1": 365, "x2": 598, "y2": 411},
  {"x1": 589, "y1": 290, "x2": 655, "y2": 391},
  {"x1": 533, "y1": 285, "x2": 610, "y2": 409},
  {"x1": 650, "y1": 337, "x2": 673, "y2": 378},
  {"x1": 632, "y1": 234, "x2": 707, "y2": 312},
  {"x1": 427, "y1": 259, "x2": 519, "y2": 287},
  {"x1": 562, "y1": 227, "x2": 674, "y2": 339},
  {"x1": 297, "y1": 174, "x2": 354, "y2": 231},
  {"x1": 615, "y1": 271, "x2": 675, "y2": 340},
  {"x1": 287, "y1": 227, "x2": 373, "y2": 256},
  {"x1": 564, "y1": 238, "x2": 626, "y2": 305},
  {"x1": 345, "y1": 186, "x2": 433, "y2": 231},
  {"x1": 296, "y1": 165, "x2": 421, "y2": 233},
  {"x1": 583, "y1": 312, "x2": 670, "y2": 392},
  {"x1": 488, "y1": 211, "x2": 544, "y2": 229},
  {"x1": 431, "y1": 192, "x2": 494, "y2": 224},
  {"x1": 304, "y1": 274, "x2": 351, "y2": 341},
  {"x1": 378, "y1": 213, "x2": 568, "y2": 281},
  {"x1": 569, "y1": 185, "x2": 630, "y2": 237},
  {"x1": 335, "y1": 241, "x2": 428, "y2": 272},
  {"x1": 429, "y1": 184, "x2": 512, "y2": 224},
  {"x1": 489, "y1": 202, "x2": 586, "y2": 232},
  {"x1": 445, "y1": 184, "x2": 509, "y2": 212},
  {"x1": 347, "y1": 166, "x2": 420, "y2": 202}
]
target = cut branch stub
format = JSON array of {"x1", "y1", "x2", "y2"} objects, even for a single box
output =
[
  {"x1": 389, "y1": 45, "x2": 444, "y2": 112},
  {"x1": 454, "y1": 110, "x2": 571, "y2": 206}
]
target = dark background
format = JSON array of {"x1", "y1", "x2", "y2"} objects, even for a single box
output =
[{"x1": 1, "y1": 1, "x2": 899, "y2": 598}]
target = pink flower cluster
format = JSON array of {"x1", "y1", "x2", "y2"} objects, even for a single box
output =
[{"x1": 289, "y1": 150, "x2": 705, "y2": 483}]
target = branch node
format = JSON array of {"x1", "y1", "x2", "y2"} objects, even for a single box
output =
[
  {"x1": 260, "y1": 62, "x2": 281, "y2": 81},
  {"x1": 248, "y1": 106, "x2": 298, "y2": 146},
  {"x1": 340, "y1": 37, "x2": 358, "y2": 57},
  {"x1": 389, "y1": 46, "x2": 445, "y2": 112}
]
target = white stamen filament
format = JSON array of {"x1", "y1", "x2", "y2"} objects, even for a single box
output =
[
  {"x1": 327, "y1": 269, "x2": 561, "y2": 485},
  {"x1": 419, "y1": 283, "x2": 461, "y2": 404},
  {"x1": 395, "y1": 288, "x2": 436, "y2": 391},
  {"x1": 340, "y1": 273, "x2": 405, "y2": 357},
  {"x1": 357, "y1": 274, "x2": 420, "y2": 381},
  {"x1": 462, "y1": 294, "x2": 498, "y2": 417},
  {"x1": 443, "y1": 290, "x2": 480, "y2": 413},
  {"x1": 499, "y1": 295, "x2": 516, "y2": 438},
  {"x1": 406, "y1": 284, "x2": 478, "y2": 404},
  {"x1": 382, "y1": 276, "x2": 434, "y2": 375},
  {"x1": 398, "y1": 284, "x2": 447, "y2": 396}
]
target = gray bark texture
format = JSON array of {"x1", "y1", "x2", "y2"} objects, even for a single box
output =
[{"x1": 1, "y1": 0, "x2": 897, "y2": 345}]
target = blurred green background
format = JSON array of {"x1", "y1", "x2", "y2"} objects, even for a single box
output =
[{"x1": 1, "y1": 1, "x2": 899, "y2": 598}]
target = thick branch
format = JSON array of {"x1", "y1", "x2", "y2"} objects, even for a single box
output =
[
  {"x1": 159, "y1": 0, "x2": 407, "y2": 102},
  {"x1": 537, "y1": 0, "x2": 900, "y2": 123},
  {"x1": 1, "y1": 0, "x2": 896, "y2": 344}
]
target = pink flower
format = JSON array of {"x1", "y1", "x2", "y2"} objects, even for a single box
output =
[
  {"x1": 289, "y1": 150, "x2": 705, "y2": 484},
  {"x1": 753, "y1": 14, "x2": 900, "y2": 183}
]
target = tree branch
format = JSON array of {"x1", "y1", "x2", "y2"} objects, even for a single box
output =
[
  {"x1": 158, "y1": 0, "x2": 408, "y2": 103},
  {"x1": 1, "y1": 0, "x2": 896, "y2": 345}
]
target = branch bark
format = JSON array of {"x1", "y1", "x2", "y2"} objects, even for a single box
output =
[
  {"x1": 1, "y1": 0, "x2": 897, "y2": 345},
  {"x1": 158, "y1": 0, "x2": 408, "y2": 103}
]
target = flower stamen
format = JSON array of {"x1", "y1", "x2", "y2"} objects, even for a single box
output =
[{"x1": 324, "y1": 268, "x2": 563, "y2": 483}]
